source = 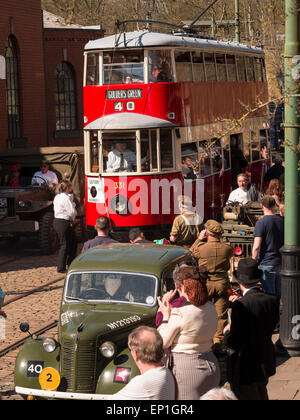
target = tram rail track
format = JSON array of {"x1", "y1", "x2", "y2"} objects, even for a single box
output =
[
  {"x1": 0, "y1": 321, "x2": 58, "y2": 358},
  {"x1": 3, "y1": 275, "x2": 64, "y2": 307}
]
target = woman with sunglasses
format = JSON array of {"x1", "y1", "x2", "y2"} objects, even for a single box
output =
[{"x1": 157, "y1": 261, "x2": 220, "y2": 399}]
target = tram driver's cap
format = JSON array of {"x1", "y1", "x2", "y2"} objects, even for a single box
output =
[{"x1": 204, "y1": 219, "x2": 224, "y2": 235}]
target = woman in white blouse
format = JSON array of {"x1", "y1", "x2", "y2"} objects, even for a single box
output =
[
  {"x1": 157, "y1": 263, "x2": 220, "y2": 400},
  {"x1": 53, "y1": 181, "x2": 77, "y2": 273}
]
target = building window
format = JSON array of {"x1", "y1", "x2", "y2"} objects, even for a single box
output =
[
  {"x1": 5, "y1": 35, "x2": 21, "y2": 139},
  {"x1": 55, "y1": 62, "x2": 77, "y2": 131}
]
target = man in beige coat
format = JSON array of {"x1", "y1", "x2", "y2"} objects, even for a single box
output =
[{"x1": 191, "y1": 220, "x2": 234, "y2": 353}]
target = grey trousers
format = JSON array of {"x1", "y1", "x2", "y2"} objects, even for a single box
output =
[{"x1": 172, "y1": 351, "x2": 220, "y2": 400}]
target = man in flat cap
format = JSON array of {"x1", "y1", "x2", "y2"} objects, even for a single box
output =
[
  {"x1": 169, "y1": 195, "x2": 204, "y2": 247},
  {"x1": 224, "y1": 258, "x2": 279, "y2": 400},
  {"x1": 191, "y1": 219, "x2": 234, "y2": 352}
]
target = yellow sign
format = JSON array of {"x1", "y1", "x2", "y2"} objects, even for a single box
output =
[{"x1": 39, "y1": 367, "x2": 61, "y2": 391}]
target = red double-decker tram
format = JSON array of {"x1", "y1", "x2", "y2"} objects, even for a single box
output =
[{"x1": 83, "y1": 29, "x2": 270, "y2": 240}]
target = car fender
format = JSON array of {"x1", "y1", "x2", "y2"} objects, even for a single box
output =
[
  {"x1": 95, "y1": 348, "x2": 140, "y2": 395},
  {"x1": 14, "y1": 338, "x2": 60, "y2": 390}
]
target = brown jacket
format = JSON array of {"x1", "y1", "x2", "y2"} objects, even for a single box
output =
[
  {"x1": 170, "y1": 212, "x2": 204, "y2": 247},
  {"x1": 191, "y1": 237, "x2": 234, "y2": 281}
]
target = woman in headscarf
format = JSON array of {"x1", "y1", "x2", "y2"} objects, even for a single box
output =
[{"x1": 157, "y1": 262, "x2": 220, "y2": 399}]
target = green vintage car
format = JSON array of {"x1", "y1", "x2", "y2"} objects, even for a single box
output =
[{"x1": 14, "y1": 243, "x2": 190, "y2": 399}]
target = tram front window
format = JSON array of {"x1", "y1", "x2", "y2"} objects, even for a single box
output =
[
  {"x1": 103, "y1": 50, "x2": 144, "y2": 84},
  {"x1": 105, "y1": 138, "x2": 138, "y2": 173},
  {"x1": 149, "y1": 50, "x2": 174, "y2": 82}
]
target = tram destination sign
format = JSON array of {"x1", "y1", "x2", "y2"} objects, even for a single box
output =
[{"x1": 106, "y1": 89, "x2": 142, "y2": 100}]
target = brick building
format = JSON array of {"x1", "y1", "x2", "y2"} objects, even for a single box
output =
[{"x1": 0, "y1": 1, "x2": 104, "y2": 151}]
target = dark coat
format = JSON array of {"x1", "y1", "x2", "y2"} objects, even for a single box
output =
[{"x1": 225, "y1": 288, "x2": 279, "y2": 385}]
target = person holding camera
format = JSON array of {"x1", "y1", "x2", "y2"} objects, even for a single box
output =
[{"x1": 190, "y1": 220, "x2": 234, "y2": 355}]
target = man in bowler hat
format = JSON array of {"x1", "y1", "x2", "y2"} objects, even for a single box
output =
[{"x1": 224, "y1": 258, "x2": 279, "y2": 400}]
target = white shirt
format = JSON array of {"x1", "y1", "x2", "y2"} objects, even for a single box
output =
[
  {"x1": 32, "y1": 170, "x2": 58, "y2": 187},
  {"x1": 226, "y1": 187, "x2": 249, "y2": 205},
  {"x1": 53, "y1": 192, "x2": 77, "y2": 221},
  {"x1": 109, "y1": 366, "x2": 175, "y2": 400},
  {"x1": 106, "y1": 149, "x2": 146, "y2": 173}
]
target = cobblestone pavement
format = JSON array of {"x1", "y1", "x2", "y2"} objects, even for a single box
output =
[
  {"x1": 0, "y1": 237, "x2": 63, "y2": 400},
  {"x1": 1, "y1": 237, "x2": 300, "y2": 400}
]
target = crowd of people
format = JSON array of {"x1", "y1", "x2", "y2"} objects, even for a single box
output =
[{"x1": 0, "y1": 153, "x2": 285, "y2": 401}]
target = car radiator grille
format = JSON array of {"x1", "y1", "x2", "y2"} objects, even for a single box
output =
[
  {"x1": 7, "y1": 198, "x2": 15, "y2": 217},
  {"x1": 61, "y1": 339, "x2": 97, "y2": 393}
]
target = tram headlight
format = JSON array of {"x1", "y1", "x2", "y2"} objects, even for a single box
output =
[
  {"x1": 110, "y1": 194, "x2": 131, "y2": 215},
  {"x1": 43, "y1": 338, "x2": 57, "y2": 353},
  {"x1": 100, "y1": 341, "x2": 116, "y2": 358}
]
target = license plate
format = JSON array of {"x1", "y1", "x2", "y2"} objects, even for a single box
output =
[{"x1": 0, "y1": 198, "x2": 7, "y2": 208}]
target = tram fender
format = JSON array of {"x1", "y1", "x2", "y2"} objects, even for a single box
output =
[
  {"x1": 95, "y1": 348, "x2": 139, "y2": 394},
  {"x1": 14, "y1": 338, "x2": 60, "y2": 391}
]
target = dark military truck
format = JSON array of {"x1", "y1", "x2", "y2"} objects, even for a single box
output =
[
  {"x1": 14, "y1": 244, "x2": 190, "y2": 399},
  {"x1": 0, "y1": 147, "x2": 85, "y2": 254}
]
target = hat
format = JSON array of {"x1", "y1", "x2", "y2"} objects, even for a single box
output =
[
  {"x1": 233, "y1": 258, "x2": 262, "y2": 285},
  {"x1": 11, "y1": 163, "x2": 21, "y2": 171},
  {"x1": 178, "y1": 195, "x2": 193, "y2": 209},
  {"x1": 205, "y1": 219, "x2": 224, "y2": 235}
]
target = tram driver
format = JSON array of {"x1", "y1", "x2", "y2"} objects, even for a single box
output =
[{"x1": 106, "y1": 142, "x2": 149, "y2": 173}]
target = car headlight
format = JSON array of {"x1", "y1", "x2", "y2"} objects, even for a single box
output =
[
  {"x1": 100, "y1": 341, "x2": 116, "y2": 358},
  {"x1": 18, "y1": 200, "x2": 26, "y2": 208},
  {"x1": 43, "y1": 338, "x2": 57, "y2": 353}
]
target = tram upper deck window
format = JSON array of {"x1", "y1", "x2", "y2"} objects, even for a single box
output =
[
  {"x1": 175, "y1": 51, "x2": 193, "y2": 82},
  {"x1": 103, "y1": 50, "x2": 144, "y2": 84},
  {"x1": 245, "y1": 56, "x2": 255, "y2": 82},
  {"x1": 226, "y1": 55, "x2": 237, "y2": 82},
  {"x1": 149, "y1": 50, "x2": 174, "y2": 82},
  {"x1": 204, "y1": 53, "x2": 216, "y2": 81},
  {"x1": 236, "y1": 55, "x2": 246, "y2": 81},
  {"x1": 86, "y1": 53, "x2": 99, "y2": 85},
  {"x1": 160, "y1": 129, "x2": 174, "y2": 170},
  {"x1": 104, "y1": 133, "x2": 138, "y2": 173},
  {"x1": 198, "y1": 141, "x2": 212, "y2": 177},
  {"x1": 192, "y1": 51, "x2": 205, "y2": 82},
  {"x1": 216, "y1": 54, "x2": 227, "y2": 81},
  {"x1": 254, "y1": 57, "x2": 263, "y2": 82}
]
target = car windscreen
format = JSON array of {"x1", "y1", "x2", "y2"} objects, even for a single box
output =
[{"x1": 65, "y1": 271, "x2": 157, "y2": 306}]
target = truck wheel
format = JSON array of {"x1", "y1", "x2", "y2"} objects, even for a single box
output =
[{"x1": 38, "y1": 211, "x2": 59, "y2": 255}]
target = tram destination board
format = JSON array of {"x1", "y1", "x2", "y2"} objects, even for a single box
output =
[{"x1": 106, "y1": 88, "x2": 142, "y2": 100}]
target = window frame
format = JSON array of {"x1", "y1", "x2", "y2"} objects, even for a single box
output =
[{"x1": 54, "y1": 61, "x2": 78, "y2": 132}]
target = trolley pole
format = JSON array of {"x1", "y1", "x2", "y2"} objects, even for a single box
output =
[
  {"x1": 279, "y1": 0, "x2": 300, "y2": 356},
  {"x1": 235, "y1": 0, "x2": 240, "y2": 43}
]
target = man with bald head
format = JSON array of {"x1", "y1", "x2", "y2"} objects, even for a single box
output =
[{"x1": 109, "y1": 326, "x2": 175, "y2": 400}]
